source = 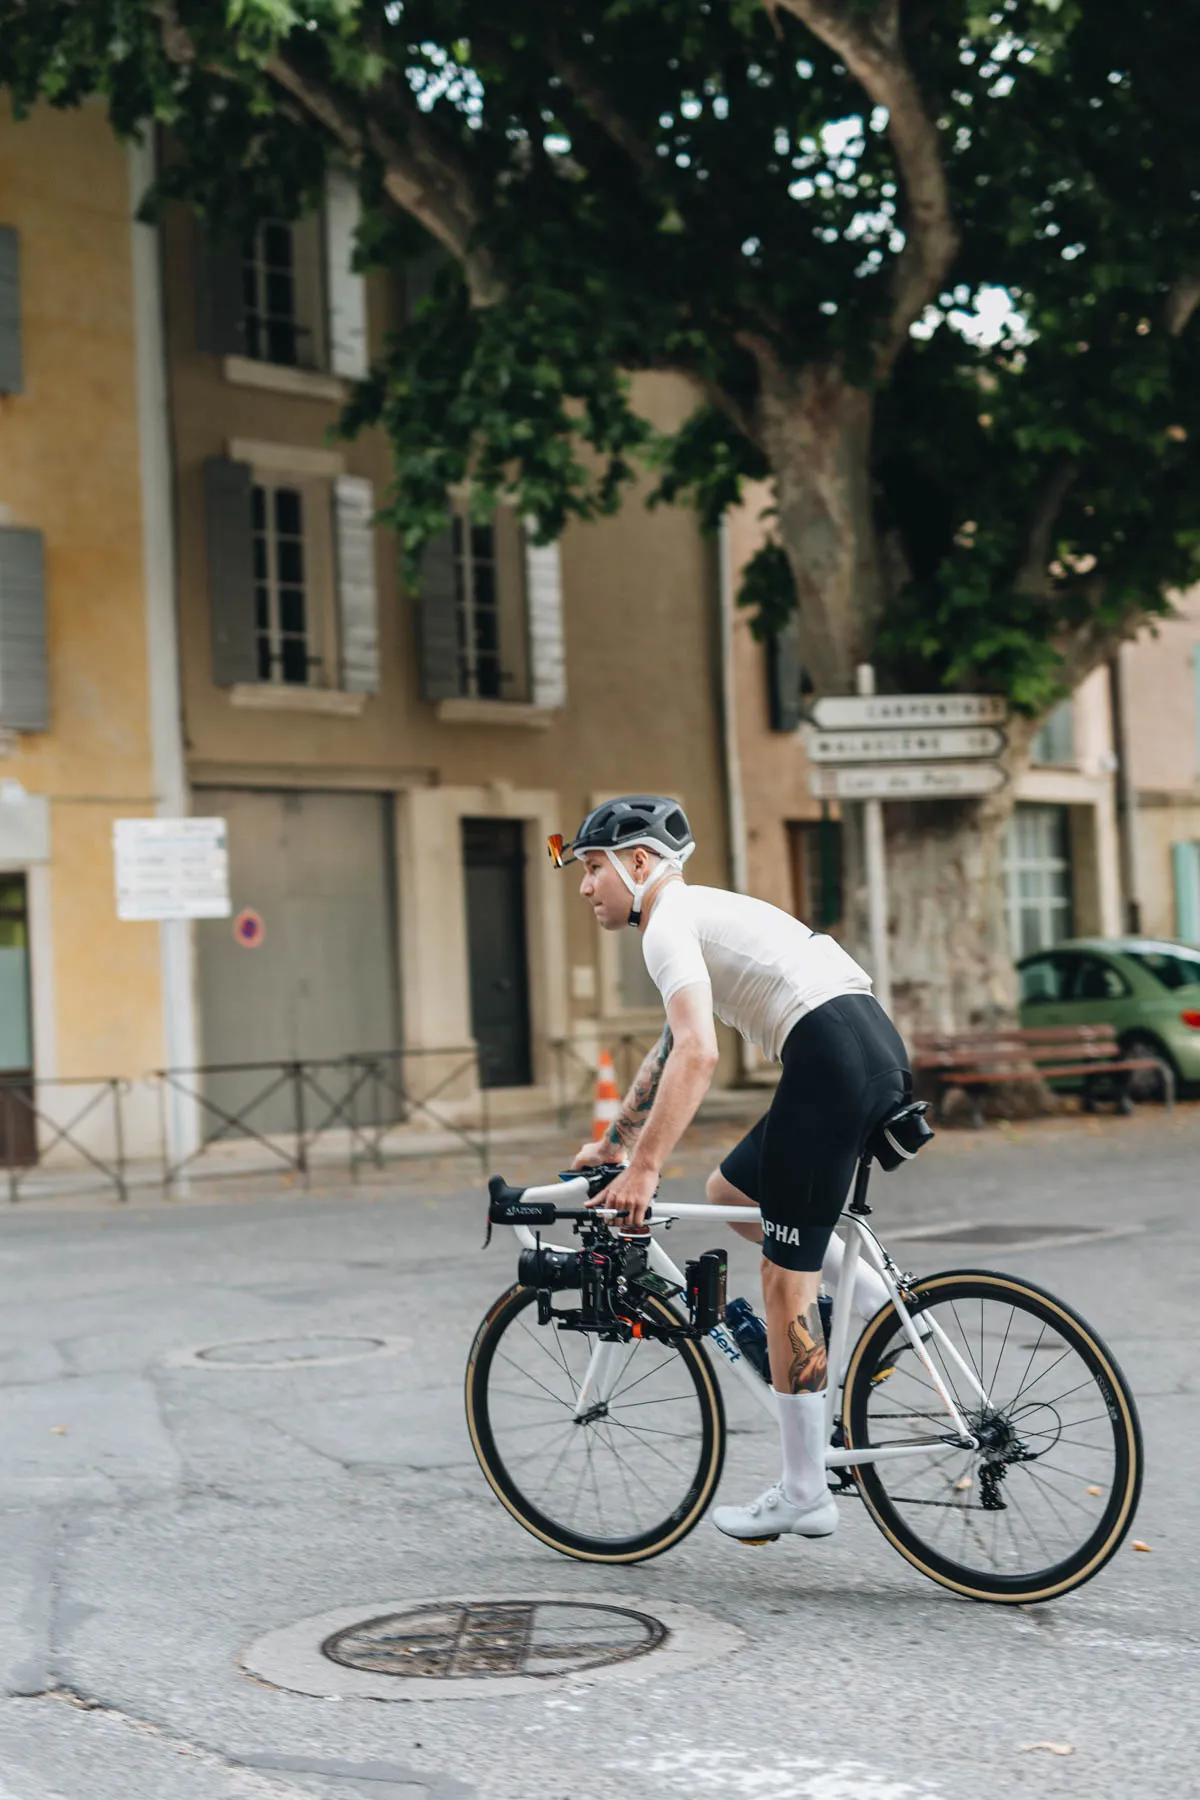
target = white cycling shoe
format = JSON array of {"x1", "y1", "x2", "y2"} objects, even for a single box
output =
[{"x1": 712, "y1": 1482, "x2": 839, "y2": 1544}]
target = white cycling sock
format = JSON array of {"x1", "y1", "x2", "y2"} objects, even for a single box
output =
[
  {"x1": 822, "y1": 1230, "x2": 888, "y2": 1322},
  {"x1": 776, "y1": 1390, "x2": 829, "y2": 1509}
]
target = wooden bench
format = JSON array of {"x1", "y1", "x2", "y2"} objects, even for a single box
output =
[{"x1": 912, "y1": 1025, "x2": 1175, "y2": 1129}]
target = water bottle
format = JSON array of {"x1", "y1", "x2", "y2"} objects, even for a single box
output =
[{"x1": 725, "y1": 1296, "x2": 772, "y2": 1383}]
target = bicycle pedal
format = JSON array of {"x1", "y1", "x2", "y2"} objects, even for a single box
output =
[
  {"x1": 734, "y1": 1534, "x2": 780, "y2": 1546},
  {"x1": 870, "y1": 1363, "x2": 897, "y2": 1386}
]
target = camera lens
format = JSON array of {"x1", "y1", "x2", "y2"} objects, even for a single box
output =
[{"x1": 518, "y1": 1245, "x2": 584, "y2": 1291}]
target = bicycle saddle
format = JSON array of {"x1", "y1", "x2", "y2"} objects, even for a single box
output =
[{"x1": 867, "y1": 1100, "x2": 935, "y2": 1172}]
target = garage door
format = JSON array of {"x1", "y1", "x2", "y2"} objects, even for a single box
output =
[{"x1": 195, "y1": 789, "x2": 399, "y2": 1134}]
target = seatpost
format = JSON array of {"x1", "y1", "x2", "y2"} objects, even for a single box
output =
[{"x1": 848, "y1": 1152, "x2": 873, "y2": 1215}]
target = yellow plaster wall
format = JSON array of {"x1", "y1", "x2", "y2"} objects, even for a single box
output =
[
  {"x1": 0, "y1": 103, "x2": 162, "y2": 1079},
  {"x1": 161, "y1": 202, "x2": 734, "y2": 1060}
]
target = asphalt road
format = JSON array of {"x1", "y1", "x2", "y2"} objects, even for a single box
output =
[{"x1": 0, "y1": 1106, "x2": 1196, "y2": 1800}]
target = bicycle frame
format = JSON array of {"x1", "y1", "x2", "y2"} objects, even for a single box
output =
[{"x1": 511, "y1": 1183, "x2": 983, "y2": 1469}]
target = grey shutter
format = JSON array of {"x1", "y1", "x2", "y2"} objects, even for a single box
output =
[
  {"x1": 0, "y1": 227, "x2": 22, "y2": 395},
  {"x1": 524, "y1": 527, "x2": 566, "y2": 708},
  {"x1": 766, "y1": 614, "x2": 804, "y2": 732},
  {"x1": 416, "y1": 528, "x2": 462, "y2": 701},
  {"x1": 325, "y1": 169, "x2": 369, "y2": 379},
  {"x1": 195, "y1": 224, "x2": 246, "y2": 356},
  {"x1": 204, "y1": 458, "x2": 258, "y2": 685},
  {"x1": 0, "y1": 528, "x2": 48, "y2": 730},
  {"x1": 335, "y1": 474, "x2": 379, "y2": 692}
]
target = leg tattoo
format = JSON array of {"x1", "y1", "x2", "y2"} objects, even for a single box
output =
[{"x1": 786, "y1": 1304, "x2": 828, "y2": 1394}]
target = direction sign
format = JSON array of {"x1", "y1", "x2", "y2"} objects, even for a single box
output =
[
  {"x1": 809, "y1": 761, "x2": 1008, "y2": 801},
  {"x1": 808, "y1": 693, "x2": 1006, "y2": 731},
  {"x1": 114, "y1": 817, "x2": 231, "y2": 921},
  {"x1": 805, "y1": 724, "x2": 1006, "y2": 764}
]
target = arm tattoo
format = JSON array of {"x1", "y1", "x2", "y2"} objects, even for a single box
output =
[
  {"x1": 785, "y1": 1305, "x2": 829, "y2": 1394},
  {"x1": 603, "y1": 1026, "x2": 673, "y2": 1153}
]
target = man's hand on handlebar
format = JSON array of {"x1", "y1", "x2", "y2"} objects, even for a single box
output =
[{"x1": 590, "y1": 1160, "x2": 657, "y2": 1232}]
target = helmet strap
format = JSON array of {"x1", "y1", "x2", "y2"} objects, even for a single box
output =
[{"x1": 603, "y1": 847, "x2": 679, "y2": 927}]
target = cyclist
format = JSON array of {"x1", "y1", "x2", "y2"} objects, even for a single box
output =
[{"x1": 550, "y1": 794, "x2": 910, "y2": 1544}]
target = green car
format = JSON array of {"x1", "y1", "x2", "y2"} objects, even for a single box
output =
[{"x1": 1016, "y1": 937, "x2": 1200, "y2": 1096}]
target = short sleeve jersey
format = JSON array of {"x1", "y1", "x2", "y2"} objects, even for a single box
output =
[{"x1": 640, "y1": 882, "x2": 872, "y2": 1061}]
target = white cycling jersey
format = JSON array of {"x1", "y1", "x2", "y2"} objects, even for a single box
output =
[{"x1": 641, "y1": 881, "x2": 871, "y2": 1061}]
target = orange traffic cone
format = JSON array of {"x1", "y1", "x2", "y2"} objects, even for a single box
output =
[{"x1": 592, "y1": 1049, "x2": 621, "y2": 1142}]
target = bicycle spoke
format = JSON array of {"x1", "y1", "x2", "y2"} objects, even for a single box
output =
[
  {"x1": 853, "y1": 1281, "x2": 1132, "y2": 1593},
  {"x1": 479, "y1": 1293, "x2": 713, "y2": 1550}
]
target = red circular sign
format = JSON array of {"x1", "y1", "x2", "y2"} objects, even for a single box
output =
[{"x1": 233, "y1": 908, "x2": 265, "y2": 949}]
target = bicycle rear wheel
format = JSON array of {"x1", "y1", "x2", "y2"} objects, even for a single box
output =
[
  {"x1": 465, "y1": 1284, "x2": 725, "y2": 1563},
  {"x1": 843, "y1": 1270, "x2": 1142, "y2": 1604}
]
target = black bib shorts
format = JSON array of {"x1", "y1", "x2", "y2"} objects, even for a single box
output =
[{"x1": 719, "y1": 992, "x2": 910, "y2": 1273}]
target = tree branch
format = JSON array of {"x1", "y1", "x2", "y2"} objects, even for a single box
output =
[
  {"x1": 267, "y1": 50, "x2": 503, "y2": 305},
  {"x1": 543, "y1": 39, "x2": 660, "y2": 186},
  {"x1": 1014, "y1": 454, "x2": 1079, "y2": 597},
  {"x1": 770, "y1": 0, "x2": 958, "y2": 371},
  {"x1": 1164, "y1": 274, "x2": 1200, "y2": 339},
  {"x1": 150, "y1": 1, "x2": 503, "y2": 306}
]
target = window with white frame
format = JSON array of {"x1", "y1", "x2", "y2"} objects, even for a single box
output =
[
  {"x1": 252, "y1": 481, "x2": 317, "y2": 686},
  {"x1": 452, "y1": 504, "x2": 530, "y2": 701},
  {"x1": 1003, "y1": 802, "x2": 1074, "y2": 959},
  {"x1": 241, "y1": 215, "x2": 326, "y2": 370}
]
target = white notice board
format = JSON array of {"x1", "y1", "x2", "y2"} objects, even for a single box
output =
[{"x1": 114, "y1": 817, "x2": 231, "y2": 921}]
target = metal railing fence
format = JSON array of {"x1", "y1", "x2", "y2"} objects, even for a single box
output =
[
  {"x1": 0, "y1": 1075, "x2": 128, "y2": 1203},
  {"x1": 154, "y1": 1045, "x2": 488, "y2": 1190}
]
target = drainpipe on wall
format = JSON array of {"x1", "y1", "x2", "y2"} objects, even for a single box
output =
[
  {"x1": 717, "y1": 519, "x2": 754, "y2": 1086},
  {"x1": 129, "y1": 134, "x2": 201, "y2": 1166},
  {"x1": 717, "y1": 519, "x2": 749, "y2": 896},
  {"x1": 1107, "y1": 648, "x2": 1142, "y2": 935}
]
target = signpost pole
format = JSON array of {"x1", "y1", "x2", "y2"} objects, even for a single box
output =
[{"x1": 856, "y1": 664, "x2": 892, "y2": 1014}]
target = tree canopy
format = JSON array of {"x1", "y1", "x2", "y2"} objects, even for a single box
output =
[{"x1": 4, "y1": 0, "x2": 1199, "y2": 710}]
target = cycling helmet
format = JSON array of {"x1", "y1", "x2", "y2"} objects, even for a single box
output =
[{"x1": 548, "y1": 796, "x2": 695, "y2": 926}]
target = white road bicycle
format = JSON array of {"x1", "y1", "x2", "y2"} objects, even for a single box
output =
[{"x1": 465, "y1": 1111, "x2": 1143, "y2": 1605}]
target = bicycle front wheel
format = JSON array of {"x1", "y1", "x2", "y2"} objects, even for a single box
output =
[
  {"x1": 465, "y1": 1284, "x2": 725, "y2": 1563},
  {"x1": 843, "y1": 1270, "x2": 1142, "y2": 1604}
]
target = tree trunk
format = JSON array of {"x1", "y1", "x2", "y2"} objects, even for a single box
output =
[
  {"x1": 758, "y1": 361, "x2": 884, "y2": 694},
  {"x1": 759, "y1": 364, "x2": 1038, "y2": 1035}
]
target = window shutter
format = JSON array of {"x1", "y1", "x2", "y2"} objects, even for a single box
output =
[
  {"x1": 766, "y1": 614, "x2": 804, "y2": 732},
  {"x1": 0, "y1": 527, "x2": 48, "y2": 731},
  {"x1": 416, "y1": 528, "x2": 461, "y2": 702},
  {"x1": 1173, "y1": 841, "x2": 1200, "y2": 945},
  {"x1": 525, "y1": 528, "x2": 566, "y2": 709},
  {"x1": 324, "y1": 168, "x2": 368, "y2": 380},
  {"x1": 195, "y1": 224, "x2": 246, "y2": 356},
  {"x1": 203, "y1": 458, "x2": 258, "y2": 686},
  {"x1": 0, "y1": 226, "x2": 22, "y2": 395},
  {"x1": 335, "y1": 474, "x2": 379, "y2": 693}
]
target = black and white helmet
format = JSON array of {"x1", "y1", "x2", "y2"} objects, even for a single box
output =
[{"x1": 548, "y1": 796, "x2": 695, "y2": 925}]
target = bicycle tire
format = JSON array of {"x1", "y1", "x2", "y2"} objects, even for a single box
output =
[
  {"x1": 843, "y1": 1270, "x2": 1143, "y2": 1604},
  {"x1": 465, "y1": 1283, "x2": 725, "y2": 1563}
]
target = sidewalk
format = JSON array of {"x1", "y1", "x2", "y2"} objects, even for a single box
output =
[{"x1": 6, "y1": 1089, "x2": 1197, "y2": 1214}]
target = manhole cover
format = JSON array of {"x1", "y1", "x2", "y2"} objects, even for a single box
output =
[
  {"x1": 165, "y1": 1334, "x2": 411, "y2": 1370},
  {"x1": 242, "y1": 1593, "x2": 744, "y2": 1701},
  {"x1": 323, "y1": 1601, "x2": 665, "y2": 1680}
]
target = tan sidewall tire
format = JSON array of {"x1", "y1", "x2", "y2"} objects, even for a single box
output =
[
  {"x1": 843, "y1": 1271, "x2": 1142, "y2": 1604},
  {"x1": 465, "y1": 1284, "x2": 726, "y2": 1564}
]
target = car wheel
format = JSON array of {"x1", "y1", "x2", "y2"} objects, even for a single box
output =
[{"x1": 1119, "y1": 1032, "x2": 1176, "y2": 1105}]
